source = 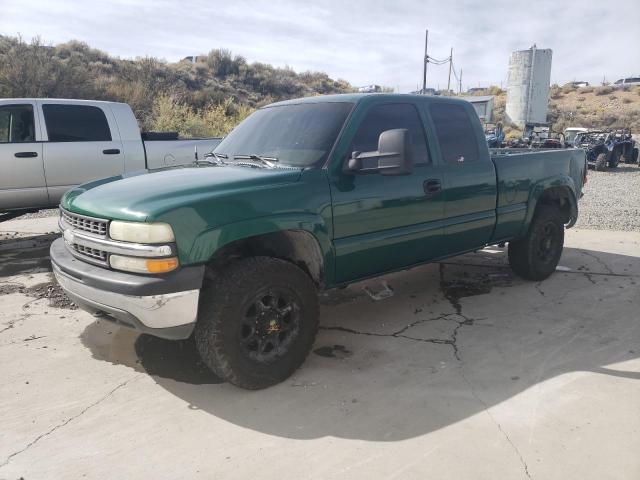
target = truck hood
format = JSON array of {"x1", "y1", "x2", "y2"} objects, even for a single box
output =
[{"x1": 61, "y1": 164, "x2": 302, "y2": 221}]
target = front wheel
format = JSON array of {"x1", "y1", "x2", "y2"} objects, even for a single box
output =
[
  {"x1": 508, "y1": 205, "x2": 565, "y2": 281},
  {"x1": 608, "y1": 150, "x2": 619, "y2": 168},
  {"x1": 195, "y1": 257, "x2": 319, "y2": 390}
]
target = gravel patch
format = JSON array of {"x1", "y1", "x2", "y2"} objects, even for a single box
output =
[
  {"x1": 16, "y1": 208, "x2": 59, "y2": 219},
  {"x1": 575, "y1": 164, "x2": 640, "y2": 231}
]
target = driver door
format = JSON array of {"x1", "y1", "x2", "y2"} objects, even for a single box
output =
[{"x1": 330, "y1": 102, "x2": 446, "y2": 283}]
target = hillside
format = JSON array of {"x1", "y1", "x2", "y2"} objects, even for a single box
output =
[
  {"x1": 469, "y1": 84, "x2": 640, "y2": 137},
  {"x1": 0, "y1": 35, "x2": 354, "y2": 137}
]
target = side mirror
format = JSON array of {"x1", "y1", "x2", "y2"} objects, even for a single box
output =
[{"x1": 346, "y1": 129, "x2": 413, "y2": 176}]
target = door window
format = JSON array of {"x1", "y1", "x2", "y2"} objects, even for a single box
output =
[
  {"x1": 429, "y1": 103, "x2": 479, "y2": 164},
  {"x1": 0, "y1": 105, "x2": 35, "y2": 143},
  {"x1": 350, "y1": 103, "x2": 430, "y2": 165},
  {"x1": 43, "y1": 104, "x2": 111, "y2": 142}
]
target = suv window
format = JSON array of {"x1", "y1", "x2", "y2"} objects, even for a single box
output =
[
  {"x1": 350, "y1": 103, "x2": 430, "y2": 165},
  {"x1": 0, "y1": 105, "x2": 35, "y2": 143},
  {"x1": 43, "y1": 104, "x2": 111, "y2": 142},
  {"x1": 429, "y1": 103, "x2": 479, "y2": 164}
]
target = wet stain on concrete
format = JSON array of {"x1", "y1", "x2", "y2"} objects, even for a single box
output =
[
  {"x1": 134, "y1": 335, "x2": 224, "y2": 385},
  {"x1": 439, "y1": 263, "x2": 514, "y2": 314},
  {"x1": 81, "y1": 322, "x2": 223, "y2": 385},
  {"x1": 313, "y1": 344, "x2": 352, "y2": 359}
]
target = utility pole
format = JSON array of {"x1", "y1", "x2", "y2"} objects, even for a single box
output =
[
  {"x1": 422, "y1": 29, "x2": 429, "y2": 94},
  {"x1": 446, "y1": 47, "x2": 453, "y2": 95},
  {"x1": 459, "y1": 69, "x2": 463, "y2": 94}
]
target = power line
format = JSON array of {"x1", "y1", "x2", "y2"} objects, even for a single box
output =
[{"x1": 420, "y1": 29, "x2": 461, "y2": 95}]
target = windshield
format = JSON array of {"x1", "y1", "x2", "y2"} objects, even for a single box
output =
[
  {"x1": 214, "y1": 102, "x2": 353, "y2": 167},
  {"x1": 565, "y1": 129, "x2": 586, "y2": 143}
]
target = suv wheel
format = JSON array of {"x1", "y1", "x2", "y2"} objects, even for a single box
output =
[
  {"x1": 508, "y1": 205, "x2": 565, "y2": 281},
  {"x1": 195, "y1": 257, "x2": 319, "y2": 389}
]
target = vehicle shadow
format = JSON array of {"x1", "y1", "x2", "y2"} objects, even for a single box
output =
[
  {"x1": 80, "y1": 245, "x2": 640, "y2": 441},
  {"x1": 589, "y1": 164, "x2": 639, "y2": 174}
]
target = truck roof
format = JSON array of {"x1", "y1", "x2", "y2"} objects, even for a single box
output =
[{"x1": 267, "y1": 93, "x2": 470, "y2": 108}]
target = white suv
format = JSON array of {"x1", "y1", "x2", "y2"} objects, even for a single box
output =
[{"x1": 613, "y1": 77, "x2": 640, "y2": 87}]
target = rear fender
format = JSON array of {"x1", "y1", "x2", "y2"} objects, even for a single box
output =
[{"x1": 519, "y1": 176, "x2": 578, "y2": 238}]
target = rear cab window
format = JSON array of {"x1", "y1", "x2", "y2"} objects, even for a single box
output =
[
  {"x1": 0, "y1": 104, "x2": 36, "y2": 143},
  {"x1": 350, "y1": 103, "x2": 430, "y2": 166},
  {"x1": 428, "y1": 103, "x2": 479, "y2": 165},
  {"x1": 42, "y1": 104, "x2": 111, "y2": 142}
]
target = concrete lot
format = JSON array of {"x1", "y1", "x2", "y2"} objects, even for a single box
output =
[{"x1": 0, "y1": 216, "x2": 639, "y2": 480}]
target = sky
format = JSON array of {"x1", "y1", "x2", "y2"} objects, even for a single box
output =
[{"x1": 1, "y1": 0, "x2": 639, "y2": 93}]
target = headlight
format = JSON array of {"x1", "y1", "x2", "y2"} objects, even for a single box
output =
[
  {"x1": 110, "y1": 255, "x2": 179, "y2": 274},
  {"x1": 109, "y1": 221, "x2": 175, "y2": 243}
]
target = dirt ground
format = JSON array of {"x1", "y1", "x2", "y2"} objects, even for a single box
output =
[{"x1": 0, "y1": 217, "x2": 639, "y2": 479}]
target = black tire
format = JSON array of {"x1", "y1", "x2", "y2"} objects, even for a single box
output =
[
  {"x1": 620, "y1": 147, "x2": 631, "y2": 164},
  {"x1": 633, "y1": 148, "x2": 639, "y2": 164},
  {"x1": 608, "y1": 150, "x2": 619, "y2": 168},
  {"x1": 508, "y1": 205, "x2": 565, "y2": 281},
  {"x1": 594, "y1": 152, "x2": 608, "y2": 171},
  {"x1": 195, "y1": 257, "x2": 319, "y2": 390}
]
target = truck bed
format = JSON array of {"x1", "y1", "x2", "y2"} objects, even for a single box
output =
[{"x1": 490, "y1": 148, "x2": 587, "y2": 241}]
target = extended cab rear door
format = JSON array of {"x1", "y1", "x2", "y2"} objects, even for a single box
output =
[
  {"x1": 37, "y1": 101, "x2": 125, "y2": 204},
  {"x1": 0, "y1": 101, "x2": 48, "y2": 209},
  {"x1": 425, "y1": 101, "x2": 497, "y2": 255}
]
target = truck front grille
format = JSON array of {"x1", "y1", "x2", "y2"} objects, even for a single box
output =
[
  {"x1": 71, "y1": 243, "x2": 108, "y2": 263},
  {"x1": 60, "y1": 209, "x2": 108, "y2": 237}
]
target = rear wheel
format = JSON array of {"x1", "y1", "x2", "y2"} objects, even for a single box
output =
[
  {"x1": 608, "y1": 149, "x2": 619, "y2": 168},
  {"x1": 594, "y1": 152, "x2": 608, "y2": 171},
  {"x1": 633, "y1": 147, "x2": 639, "y2": 164},
  {"x1": 195, "y1": 257, "x2": 319, "y2": 390},
  {"x1": 508, "y1": 205, "x2": 565, "y2": 281}
]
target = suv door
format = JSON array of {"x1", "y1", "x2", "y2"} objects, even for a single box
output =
[
  {"x1": 38, "y1": 102, "x2": 124, "y2": 203},
  {"x1": 0, "y1": 102, "x2": 48, "y2": 210},
  {"x1": 426, "y1": 102, "x2": 497, "y2": 255},
  {"x1": 330, "y1": 102, "x2": 446, "y2": 283}
]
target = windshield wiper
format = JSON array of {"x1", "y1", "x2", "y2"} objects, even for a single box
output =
[
  {"x1": 233, "y1": 154, "x2": 279, "y2": 168},
  {"x1": 200, "y1": 152, "x2": 228, "y2": 165}
]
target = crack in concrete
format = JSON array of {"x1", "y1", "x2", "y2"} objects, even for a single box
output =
[
  {"x1": 322, "y1": 264, "x2": 485, "y2": 361},
  {"x1": 0, "y1": 375, "x2": 141, "y2": 469},
  {"x1": 320, "y1": 313, "x2": 477, "y2": 362},
  {"x1": 578, "y1": 250, "x2": 614, "y2": 275},
  {"x1": 459, "y1": 369, "x2": 532, "y2": 479}
]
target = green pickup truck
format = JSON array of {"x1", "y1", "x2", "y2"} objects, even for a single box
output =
[{"x1": 51, "y1": 94, "x2": 587, "y2": 389}]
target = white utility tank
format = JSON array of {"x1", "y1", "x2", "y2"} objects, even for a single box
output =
[{"x1": 505, "y1": 46, "x2": 552, "y2": 127}]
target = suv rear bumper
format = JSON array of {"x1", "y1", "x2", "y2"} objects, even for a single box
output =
[{"x1": 50, "y1": 238, "x2": 204, "y2": 340}]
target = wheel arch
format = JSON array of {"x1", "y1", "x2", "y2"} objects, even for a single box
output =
[
  {"x1": 521, "y1": 178, "x2": 578, "y2": 237},
  {"x1": 190, "y1": 214, "x2": 334, "y2": 287}
]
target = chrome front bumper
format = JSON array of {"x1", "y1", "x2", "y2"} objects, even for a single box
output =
[{"x1": 50, "y1": 238, "x2": 203, "y2": 340}]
